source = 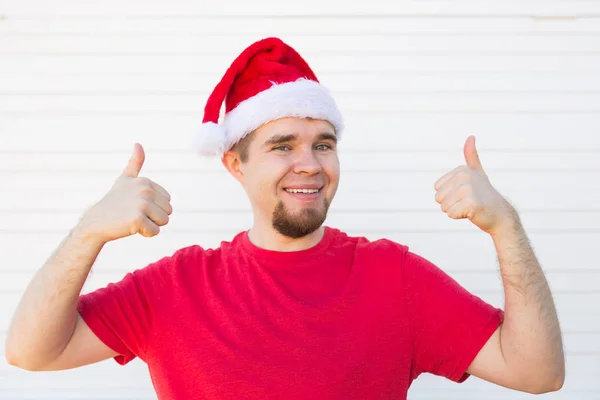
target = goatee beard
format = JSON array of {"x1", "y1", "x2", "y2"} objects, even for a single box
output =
[{"x1": 272, "y1": 198, "x2": 330, "y2": 239}]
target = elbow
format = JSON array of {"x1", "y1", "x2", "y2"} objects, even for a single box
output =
[
  {"x1": 6, "y1": 356, "x2": 47, "y2": 372},
  {"x1": 527, "y1": 379, "x2": 564, "y2": 395},
  {"x1": 5, "y1": 343, "x2": 47, "y2": 372},
  {"x1": 5, "y1": 349, "x2": 18, "y2": 367},
  {"x1": 4, "y1": 337, "x2": 21, "y2": 368},
  {"x1": 525, "y1": 370, "x2": 565, "y2": 394},
  {"x1": 542, "y1": 359, "x2": 566, "y2": 393},
  {"x1": 5, "y1": 349, "x2": 26, "y2": 370},
  {"x1": 545, "y1": 372, "x2": 566, "y2": 393},
  {"x1": 510, "y1": 355, "x2": 565, "y2": 394},
  {"x1": 551, "y1": 374, "x2": 566, "y2": 392},
  {"x1": 5, "y1": 351, "x2": 41, "y2": 371},
  {"x1": 5, "y1": 336, "x2": 24, "y2": 369}
]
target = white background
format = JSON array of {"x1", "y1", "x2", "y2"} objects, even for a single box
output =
[{"x1": 0, "y1": 1, "x2": 599, "y2": 399}]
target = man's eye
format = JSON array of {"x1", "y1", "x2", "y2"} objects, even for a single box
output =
[
  {"x1": 273, "y1": 145, "x2": 290, "y2": 151},
  {"x1": 316, "y1": 144, "x2": 332, "y2": 151}
]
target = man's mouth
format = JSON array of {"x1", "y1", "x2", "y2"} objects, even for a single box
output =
[{"x1": 284, "y1": 188, "x2": 321, "y2": 194}]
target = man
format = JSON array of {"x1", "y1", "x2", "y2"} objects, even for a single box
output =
[{"x1": 5, "y1": 37, "x2": 564, "y2": 399}]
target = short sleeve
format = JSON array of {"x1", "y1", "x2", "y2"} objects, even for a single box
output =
[
  {"x1": 402, "y1": 250, "x2": 504, "y2": 383},
  {"x1": 77, "y1": 256, "x2": 170, "y2": 365}
]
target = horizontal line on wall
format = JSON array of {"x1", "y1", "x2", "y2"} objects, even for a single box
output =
[
  {"x1": 3, "y1": 168, "x2": 600, "y2": 174},
  {"x1": 3, "y1": 51, "x2": 600, "y2": 56},
  {"x1": 2, "y1": 14, "x2": 595, "y2": 20},
  {"x1": 571, "y1": 351, "x2": 600, "y2": 356},
  {"x1": 1, "y1": 208, "x2": 598, "y2": 214},
  {"x1": 3, "y1": 111, "x2": 600, "y2": 117},
  {"x1": 4, "y1": 90, "x2": 600, "y2": 96},
  {"x1": 0, "y1": 71, "x2": 594, "y2": 77},
  {"x1": 1, "y1": 149, "x2": 599, "y2": 155},
  {"x1": 2, "y1": 168, "x2": 600, "y2": 174},
  {"x1": 2, "y1": 228, "x2": 600, "y2": 234},
  {"x1": 5, "y1": 32, "x2": 600, "y2": 38}
]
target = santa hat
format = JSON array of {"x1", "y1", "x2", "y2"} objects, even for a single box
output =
[{"x1": 193, "y1": 37, "x2": 344, "y2": 157}]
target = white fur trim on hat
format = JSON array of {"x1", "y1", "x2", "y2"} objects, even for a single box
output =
[
  {"x1": 193, "y1": 78, "x2": 344, "y2": 157},
  {"x1": 192, "y1": 121, "x2": 227, "y2": 156},
  {"x1": 224, "y1": 78, "x2": 344, "y2": 150}
]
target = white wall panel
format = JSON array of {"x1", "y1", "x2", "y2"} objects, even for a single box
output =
[
  {"x1": 3, "y1": 54, "x2": 600, "y2": 75},
  {"x1": 4, "y1": 72, "x2": 600, "y2": 92},
  {"x1": 0, "y1": 0, "x2": 599, "y2": 16}
]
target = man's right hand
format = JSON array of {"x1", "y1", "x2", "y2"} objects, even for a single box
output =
[{"x1": 77, "y1": 143, "x2": 173, "y2": 243}]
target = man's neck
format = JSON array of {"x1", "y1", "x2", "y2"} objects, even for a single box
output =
[{"x1": 247, "y1": 224, "x2": 325, "y2": 252}]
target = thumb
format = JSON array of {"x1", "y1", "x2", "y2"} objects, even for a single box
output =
[
  {"x1": 121, "y1": 143, "x2": 145, "y2": 178},
  {"x1": 463, "y1": 135, "x2": 485, "y2": 173}
]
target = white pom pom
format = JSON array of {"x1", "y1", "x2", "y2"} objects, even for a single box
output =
[{"x1": 191, "y1": 122, "x2": 227, "y2": 157}]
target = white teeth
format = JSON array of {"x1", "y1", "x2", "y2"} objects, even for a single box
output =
[{"x1": 285, "y1": 188, "x2": 319, "y2": 194}]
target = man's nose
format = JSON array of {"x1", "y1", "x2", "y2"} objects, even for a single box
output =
[{"x1": 293, "y1": 148, "x2": 322, "y2": 175}]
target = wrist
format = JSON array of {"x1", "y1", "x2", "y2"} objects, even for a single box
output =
[
  {"x1": 490, "y1": 210, "x2": 523, "y2": 240},
  {"x1": 71, "y1": 218, "x2": 109, "y2": 247}
]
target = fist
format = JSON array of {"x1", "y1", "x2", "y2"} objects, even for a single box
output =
[
  {"x1": 79, "y1": 143, "x2": 173, "y2": 242},
  {"x1": 434, "y1": 136, "x2": 517, "y2": 235}
]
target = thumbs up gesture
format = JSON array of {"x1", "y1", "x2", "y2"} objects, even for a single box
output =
[
  {"x1": 434, "y1": 136, "x2": 518, "y2": 236},
  {"x1": 78, "y1": 143, "x2": 173, "y2": 243}
]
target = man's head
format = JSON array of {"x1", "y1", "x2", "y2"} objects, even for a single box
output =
[
  {"x1": 193, "y1": 37, "x2": 344, "y2": 239},
  {"x1": 222, "y1": 117, "x2": 340, "y2": 239}
]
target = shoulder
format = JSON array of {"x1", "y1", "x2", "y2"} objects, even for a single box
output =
[
  {"x1": 326, "y1": 226, "x2": 410, "y2": 262},
  {"x1": 327, "y1": 227, "x2": 444, "y2": 275},
  {"x1": 130, "y1": 231, "x2": 245, "y2": 284}
]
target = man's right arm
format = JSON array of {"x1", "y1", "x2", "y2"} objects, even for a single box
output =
[
  {"x1": 5, "y1": 142, "x2": 172, "y2": 371},
  {"x1": 5, "y1": 226, "x2": 118, "y2": 371}
]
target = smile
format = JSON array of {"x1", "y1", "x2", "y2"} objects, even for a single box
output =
[{"x1": 284, "y1": 188, "x2": 321, "y2": 194}]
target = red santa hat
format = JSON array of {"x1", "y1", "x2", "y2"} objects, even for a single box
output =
[{"x1": 193, "y1": 37, "x2": 344, "y2": 157}]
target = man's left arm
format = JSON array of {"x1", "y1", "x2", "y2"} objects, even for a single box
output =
[{"x1": 434, "y1": 136, "x2": 565, "y2": 394}]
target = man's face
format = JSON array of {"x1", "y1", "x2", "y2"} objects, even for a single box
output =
[{"x1": 228, "y1": 117, "x2": 340, "y2": 239}]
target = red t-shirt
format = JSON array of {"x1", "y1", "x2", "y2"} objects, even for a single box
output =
[{"x1": 78, "y1": 226, "x2": 503, "y2": 399}]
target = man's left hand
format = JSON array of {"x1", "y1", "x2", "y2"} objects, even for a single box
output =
[{"x1": 434, "y1": 135, "x2": 519, "y2": 236}]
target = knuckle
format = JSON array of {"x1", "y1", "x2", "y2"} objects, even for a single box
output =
[
  {"x1": 135, "y1": 176, "x2": 151, "y2": 185},
  {"x1": 138, "y1": 186, "x2": 155, "y2": 199},
  {"x1": 133, "y1": 212, "x2": 147, "y2": 226},
  {"x1": 136, "y1": 199, "x2": 148, "y2": 212},
  {"x1": 140, "y1": 223, "x2": 158, "y2": 237},
  {"x1": 150, "y1": 224, "x2": 160, "y2": 235},
  {"x1": 140, "y1": 230, "x2": 152, "y2": 238},
  {"x1": 458, "y1": 170, "x2": 471, "y2": 181}
]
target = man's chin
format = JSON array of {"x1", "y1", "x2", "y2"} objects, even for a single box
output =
[{"x1": 272, "y1": 201, "x2": 329, "y2": 239}]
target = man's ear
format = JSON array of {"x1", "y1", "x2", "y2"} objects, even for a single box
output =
[{"x1": 221, "y1": 150, "x2": 245, "y2": 184}]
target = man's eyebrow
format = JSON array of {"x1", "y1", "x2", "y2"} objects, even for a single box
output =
[
  {"x1": 262, "y1": 132, "x2": 337, "y2": 147},
  {"x1": 263, "y1": 134, "x2": 298, "y2": 147},
  {"x1": 317, "y1": 132, "x2": 337, "y2": 144}
]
